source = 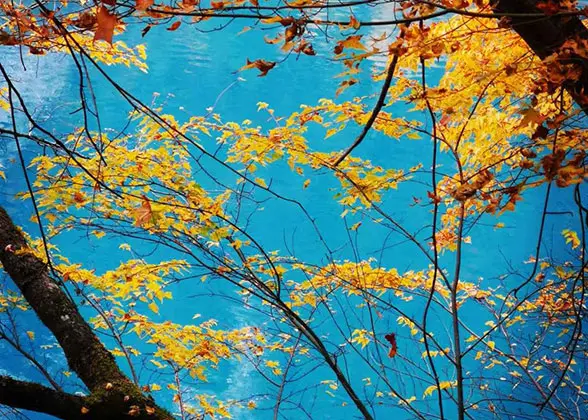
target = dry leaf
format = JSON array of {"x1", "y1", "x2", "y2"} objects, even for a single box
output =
[{"x1": 94, "y1": 7, "x2": 116, "y2": 44}]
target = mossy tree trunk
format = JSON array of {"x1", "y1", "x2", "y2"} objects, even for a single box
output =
[{"x1": 0, "y1": 206, "x2": 172, "y2": 419}]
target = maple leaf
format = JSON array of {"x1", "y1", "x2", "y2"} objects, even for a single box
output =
[
  {"x1": 133, "y1": 195, "x2": 156, "y2": 226},
  {"x1": 517, "y1": 108, "x2": 545, "y2": 128},
  {"x1": 334, "y1": 35, "x2": 366, "y2": 55},
  {"x1": 29, "y1": 47, "x2": 45, "y2": 55},
  {"x1": 240, "y1": 59, "x2": 276, "y2": 77},
  {"x1": 536, "y1": 0, "x2": 562, "y2": 15},
  {"x1": 135, "y1": 0, "x2": 153, "y2": 11},
  {"x1": 94, "y1": 7, "x2": 116, "y2": 44},
  {"x1": 384, "y1": 333, "x2": 397, "y2": 358}
]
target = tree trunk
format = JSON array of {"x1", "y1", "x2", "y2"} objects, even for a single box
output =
[
  {"x1": 493, "y1": 0, "x2": 588, "y2": 115},
  {"x1": 0, "y1": 206, "x2": 171, "y2": 419}
]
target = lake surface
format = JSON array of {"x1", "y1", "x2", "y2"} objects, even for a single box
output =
[{"x1": 0, "y1": 8, "x2": 582, "y2": 420}]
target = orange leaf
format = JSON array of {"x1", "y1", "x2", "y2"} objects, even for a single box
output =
[
  {"x1": 182, "y1": 0, "x2": 197, "y2": 7},
  {"x1": 427, "y1": 191, "x2": 441, "y2": 204},
  {"x1": 384, "y1": 333, "x2": 397, "y2": 358},
  {"x1": 264, "y1": 34, "x2": 283, "y2": 45},
  {"x1": 167, "y1": 21, "x2": 181, "y2": 31},
  {"x1": 135, "y1": 0, "x2": 153, "y2": 11},
  {"x1": 334, "y1": 35, "x2": 366, "y2": 54},
  {"x1": 341, "y1": 14, "x2": 360, "y2": 30},
  {"x1": 74, "y1": 12, "x2": 97, "y2": 30},
  {"x1": 285, "y1": 24, "x2": 297, "y2": 42},
  {"x1": 94, "y1": 7, "x2": 116, "y2": 44},
  {"x1": 211, "y1": 1, "x2": 224, "y2": 8},
  {"x1": 261, "y1": 16, "x2": 295, "y2": 26},
  {"x1": 240, "y1": 59, "x2": 276, "y2": 77},
  {"x1": 73, "y1": 192, "x2": 85, "y2": 203},
  {"x1": 295, "y1": 41, "x2": 315, "y2": 56},
  {"x1": 335, "y1": 79, "x2": 357, "y2": 96},
  {"x1": 517, "y1": 108, "x2": 545, "y2": 128},
  {"x1": 133, "y1": 195, "x2": 153, "y2": 227}
]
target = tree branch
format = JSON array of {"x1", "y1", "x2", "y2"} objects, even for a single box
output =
[
  {"x1": 0, "y1": 375, "x2": 85, "y2": 419},
  {"x1": 333, "y1": 54, "x2": 399, "y2": 166}
]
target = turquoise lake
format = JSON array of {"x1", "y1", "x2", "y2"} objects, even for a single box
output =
[{"x1": 0, "y1": 8, "x2": 584, "y2": 420}]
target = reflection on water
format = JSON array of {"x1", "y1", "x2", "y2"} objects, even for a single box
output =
[{"x1": 0, "y1": 49, "x2": 71, "y2": 125}]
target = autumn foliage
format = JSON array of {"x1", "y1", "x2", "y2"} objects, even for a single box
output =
[{"x1": 0, "y1": 0, "x2": 586, "y2": 419}]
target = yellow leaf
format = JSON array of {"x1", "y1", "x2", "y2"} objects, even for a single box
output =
[
  {"x1": 150, "y1": 360, "x2": 165, "y2": 369},
  {"x1": 148, "y1": 302, "x2": 159, "y2": 314},
  {"x1": 92, "y1": 230, "x2": 106, "y2": 239},
  {"x1": 265, "y1": 360, "x2": 279, "y2": 368},
  {"x1": 255, "y1": 177, "x2": 268, "y2": 188},
  {"x1": 562, "y1": 229, "x2": 580, "y2": 249},
  {"x1": 303, "y1": 179, "x2": 311, "y2": 189},
  {"x1": 26, "y1": 331, "x2": 35, "y2": 340},
  {"x1": 423, "y1": 381, "x2": 456, "y2": 397},
  {"x1": 423, "y1": 384, "x2": 437, "y2": 397},
  {"x1": 325, "y1": 128, "x2": 338, "y2": 139},
  {"x1": 337, "y1": 35, "x2": 366, "y2": 52}
]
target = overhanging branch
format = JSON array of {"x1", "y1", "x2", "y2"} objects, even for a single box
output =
[{"x1": 0, "y1": 375, "x2": 85, "y2": 419}]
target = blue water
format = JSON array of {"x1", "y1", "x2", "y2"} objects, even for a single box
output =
[{"x1": 0, "y1": 10, "x2": 584, "y2": 420}]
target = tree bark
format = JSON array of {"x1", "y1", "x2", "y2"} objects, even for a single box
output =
[
  {"x1": 0, "y1": 206, "x2": 171, "y2": 419},
  {"x1": 493, "y1": 0, "x2": 588, "y2": 115},
  {"x1": 0, "y1": 375, "x2": 85, "y2": 418}
]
